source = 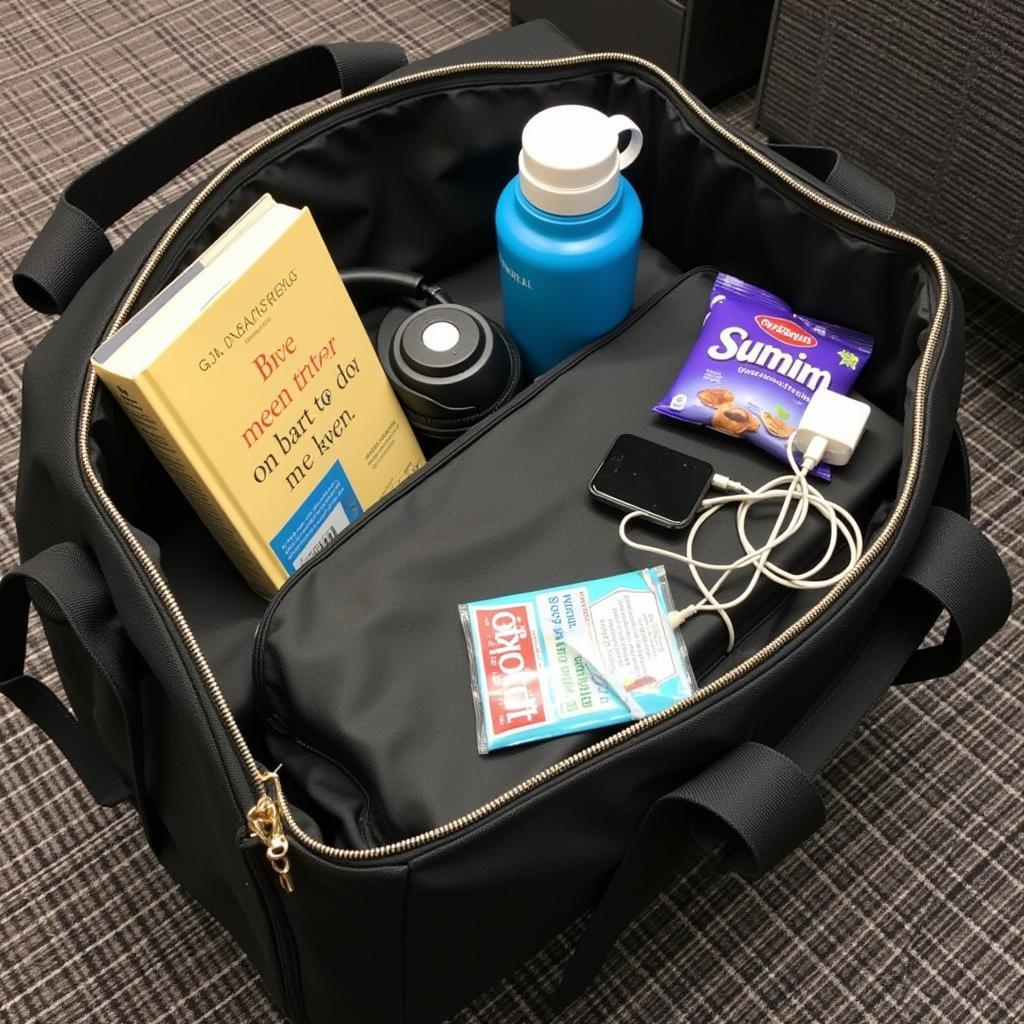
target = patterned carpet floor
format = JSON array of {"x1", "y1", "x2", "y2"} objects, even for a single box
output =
[{"x1": 1, "y1": 2, "x2": 1021, "y2": 1022}]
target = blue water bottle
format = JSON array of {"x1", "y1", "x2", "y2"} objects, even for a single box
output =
[{"x1": 496, "y1": 104, "x2": 644, "y2": 377}]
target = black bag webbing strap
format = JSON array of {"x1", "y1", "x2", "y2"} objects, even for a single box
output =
[
  {"x1": 0, "y1": 544, "x2": 134, "y2": 806},
  {"x1": 13, "y1": 41, "x2": 406, "y2": 315},
  {"x1": 554, "y1": 506, "x2": 1010, "y2": 1009},
  {"x1": 769, "y1": 144, "x2": 897, "y2": 222}
]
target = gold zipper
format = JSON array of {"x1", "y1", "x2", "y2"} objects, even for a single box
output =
[
  {"x1": 246, "y1": 768, "x2": 295, "y2": 892},
  {"x1": 75, "y1": 53, "x2": 950, "y2": 879}
]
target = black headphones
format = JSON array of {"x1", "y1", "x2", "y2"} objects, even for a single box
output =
[{"x1": 340, "y1": 267, "x2": 524, "y2": 452}]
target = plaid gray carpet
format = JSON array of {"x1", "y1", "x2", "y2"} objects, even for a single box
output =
[{"x1": 1, "y1": 3, "x2": 1021, "y2": 1022}]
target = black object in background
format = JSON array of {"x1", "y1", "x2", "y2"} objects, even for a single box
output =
[
  {"x1": 590, "y1": 433, "x2": 714, "y2": 529},
  {"x1": 510, "y1": 0, "x2": 774, "y2": 104}
]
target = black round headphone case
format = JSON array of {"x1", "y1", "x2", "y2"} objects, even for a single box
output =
[{"x1": 341, "y1": 267, "x2": 523, "y2": 448}]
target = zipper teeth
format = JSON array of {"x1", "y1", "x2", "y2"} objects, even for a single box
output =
[{"x1": 76, "y1": 52, "x2": 949, "y2": 862}]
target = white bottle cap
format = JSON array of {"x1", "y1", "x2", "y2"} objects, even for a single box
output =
[{"x1": 518, "y1": 105, "x2": 643, "y2": 216}]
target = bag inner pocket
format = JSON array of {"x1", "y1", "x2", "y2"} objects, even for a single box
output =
[{"x1": 255, "y1": 264, "x2": 904, "y2": 846}]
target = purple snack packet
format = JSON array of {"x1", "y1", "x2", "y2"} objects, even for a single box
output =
[{"x1": 654, "y1": 273, "x2": 873, "y2": 479}]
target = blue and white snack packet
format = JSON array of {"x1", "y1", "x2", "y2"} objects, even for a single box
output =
[{"x1": 460, "y1": 566, "x2": 694, "y2": 753}]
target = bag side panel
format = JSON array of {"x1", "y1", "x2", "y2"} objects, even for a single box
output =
[{"x1": 14, "y1": 203, "x2": 301, "y2": 1017}]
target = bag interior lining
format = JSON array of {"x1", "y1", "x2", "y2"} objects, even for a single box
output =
[{"x1": 86, "y1": 67, "x2": 938, "y2": 847}]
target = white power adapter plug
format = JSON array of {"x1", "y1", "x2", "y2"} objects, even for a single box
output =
[
  {"x1": 793, "y1": 388, "x2": 871, "y2": 468},
  {"x1": 619, "y1": 386, "x2": 871, "y2": 652}
]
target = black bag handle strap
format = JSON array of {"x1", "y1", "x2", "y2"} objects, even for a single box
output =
[
  {"x1": 933, "y1": 420, "x2": 972, "y2": 517},
  {"x1": 555, "y1": 741, "x2": 824, "y2": 1006},
  {"x1": 768, "y1": 143, "x2": 896, "y2": 223},
  {"x1": 779, "y1": 508, "x2": 1009, "y2": 773},
  {"x1": 13, "y1": 41, "x2": 407, "y2": 315},
  {"x1": 0, "y1": 545, "x2": 135, "y2": 807},
  {"x1": 553, "y1": 507, "x2": 1009, "y2": 1009},
  {"x1": 897, "y1": 505, "x2": 1009, "y2": 683}
]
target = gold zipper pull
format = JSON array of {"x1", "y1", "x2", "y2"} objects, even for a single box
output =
[{"x1": 247, "y1": 769, "x2": 295, "y2": 893}]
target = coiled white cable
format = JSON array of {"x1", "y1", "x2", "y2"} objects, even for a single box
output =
[{"x1": 619, "y1": 434, "x2": 863, "y2": 651}]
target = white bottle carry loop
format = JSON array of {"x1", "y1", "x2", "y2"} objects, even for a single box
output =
[
  {"x1": 607, "y1": 114, "x2": 643, "y2": 171},
  {"x1": 517, "y1": 105, "x2": 645, "y2": 216}
]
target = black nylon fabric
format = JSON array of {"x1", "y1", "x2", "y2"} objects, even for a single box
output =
[
  {"x1": 768, "y1": 143, "x2": 897, "y2": 222},
  {"x1": 11, "y1": 196, "x2": 114, "y2": 315},
  {"x1": 88, "y1": 58, "x2": 942, "y2": 786},
  {"x1": 257, "y1": 265, "x2": 904, "y2": 843},
  {"x1": 0, "y1": 543, "x2": 147, "y2": 806},
  {"x1": 897, "y1": 505, "x2": 1013, "y2": 682},
  {"x1": 3, "y1": 23, "x2": 1010, "y2": 1024}
]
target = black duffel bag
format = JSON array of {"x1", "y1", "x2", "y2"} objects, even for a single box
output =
[{"x1": 2, "y1": 20, "x2": 1011, "y2": 1024}]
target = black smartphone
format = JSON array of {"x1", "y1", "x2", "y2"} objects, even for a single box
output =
[{"x1": 589, "y1": 433, "x2": 714, "y2": 529}]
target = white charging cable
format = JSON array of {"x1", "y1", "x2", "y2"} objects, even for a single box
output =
[{"x1": 621, "y1": 390, "x2": 871, "y2": 651}]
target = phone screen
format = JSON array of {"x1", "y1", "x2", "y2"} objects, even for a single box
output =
[{"x1": 589, "y1": 434, "x2": 714, "y2": 528}]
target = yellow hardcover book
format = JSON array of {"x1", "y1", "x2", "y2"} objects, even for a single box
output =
[{"x1": 92, "y1": 196, "x2": 425, "y2": 596}]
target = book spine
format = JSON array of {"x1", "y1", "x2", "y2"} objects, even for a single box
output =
[{"x1": 95, "y1": 367, "x2": 284, "y2": 596}]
